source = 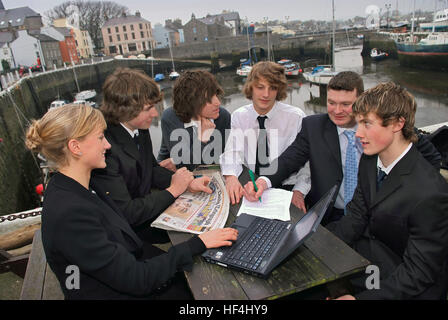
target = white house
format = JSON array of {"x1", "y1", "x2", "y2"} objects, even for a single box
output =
[{"x1": 10, "y1": 29, "x2": 42, "y2": 68}]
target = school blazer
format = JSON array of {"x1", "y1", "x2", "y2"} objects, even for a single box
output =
[
  {"x1": 331, "y1": 145, "x2": 448, "y2": 300},
  {"x1": 41, "y1": 173, "x2": 205, "y2": 299},
  {"x1": 92, "y1": 124, "x2": 174, "y2": 228},
  {"x1": 266, "y1": 113, "x2": 442, "y2": 225}
]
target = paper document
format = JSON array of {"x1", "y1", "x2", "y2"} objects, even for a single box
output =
[{"x1": 237, "y1": 188, "x2": 293, "y2": 221}]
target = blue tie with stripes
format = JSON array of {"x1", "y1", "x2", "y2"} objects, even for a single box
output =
[{"x1": 344, "y1": 130, "x2": 358, "y2": 213}]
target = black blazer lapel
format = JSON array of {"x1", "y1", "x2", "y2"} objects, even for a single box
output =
[
  {"x1": 109, "y1": 124, "x2": 141, "y2": 162},
  {"x1": 323, "y1": 117, "x2": 342, "y2": 167},
  {"x1": 369, "y1": 146, "x2": 417, "y2": 209}
]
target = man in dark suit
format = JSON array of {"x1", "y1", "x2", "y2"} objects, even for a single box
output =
[
  {"x1": 92, "y1": 68, "x2": 212, "y2": 243},
  {"x1": 328, "y1": 82, "x2": 448, "y2": 299},
  {"x1": 244, "y1": 71, "x2": 441, "y2": 225}
]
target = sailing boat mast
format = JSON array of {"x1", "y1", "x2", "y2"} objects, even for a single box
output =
[
  {"x1": 332, "y1": 0, "x2": 335, "y2": 71},
  {"x1": 168, "y1": 37, "x2": 175, "y2": 72}
]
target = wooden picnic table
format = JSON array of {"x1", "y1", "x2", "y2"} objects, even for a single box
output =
[{"x1": 168, "y1": 167, "x2": 370, "y2": 300}]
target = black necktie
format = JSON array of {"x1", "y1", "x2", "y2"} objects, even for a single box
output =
[
  {"x1": 376, "y1": 168, "x2": 387, "y2": 191},
  {"x1": 255, "y1": 116, "x2": 269, "y2": 176},
  {"x1": 133, "y1": 133, "x2": 140, "y2": 150}
]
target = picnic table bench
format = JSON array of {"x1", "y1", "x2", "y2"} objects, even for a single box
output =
[{"x1": 20, "y1": 230, "x2": 64, "y2": 300}]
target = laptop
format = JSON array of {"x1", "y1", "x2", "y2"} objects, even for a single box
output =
[{"x1": 202, "y1": 185, "x2": 337, "y2": 278}]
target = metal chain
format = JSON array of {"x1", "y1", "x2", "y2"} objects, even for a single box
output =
[{"x1": 0, "y1": 210, "x2": 42, "y2": 223}]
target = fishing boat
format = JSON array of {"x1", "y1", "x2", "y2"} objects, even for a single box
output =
[
  {"x1": 395, "y1": 33, "x2": 448, "y2": 69},
  {"x1": 169, "y1": 71, "x2": 180, "y2": 81},
  {"x1": 370, "y1": 48, "x2": 389, "y2": 61},
  {"x1": 168, "y1": 38, "x2": 180, "y2": 81}
]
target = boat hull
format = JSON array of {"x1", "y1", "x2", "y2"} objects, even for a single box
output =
[{"x1": 396, "y1": 42, "x2": 448, "y2": 69}]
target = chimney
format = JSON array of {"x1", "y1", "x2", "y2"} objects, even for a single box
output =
[
  {"x1": 135, "y1": 11, "x2": 141, "y2": 18},
  {"x1": 0, "y1": 1, "x2": 5, "y2": 10}
]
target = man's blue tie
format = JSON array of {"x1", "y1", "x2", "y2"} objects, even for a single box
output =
[
  {"x1": 377, "y1": 168, "x2": 387, "y2": 191},
  {"x1": 344, "y1": 130, "x2": 358, "y2": 212}
]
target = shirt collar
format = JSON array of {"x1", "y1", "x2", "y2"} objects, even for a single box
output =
[
  {"x1": 120, "y1": 123, "x2": 139, "y2": 138},
  {"x1": 377, "y1": 142, "x2": 413, "y2": 175},
  {"x1": 184, "y1": 118, "x2": 214, "y2": 129},
  {"x1": 337, "y1": 124, "x2": 357, "y2": 136},
  {"x1": 250, "y1": 101, "x2": 278, "y2": 122}
]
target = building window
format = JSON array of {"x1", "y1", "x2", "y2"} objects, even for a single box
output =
[
  {"x1": 139, "y1": 23, "x2": 143, "y2": 29},
  {"x1": 128, "y1": 43, "x2": 137, "y2": 51},
  {"x1": 115, "y1": 26, "x2": 119, "y2": 33},
  {"x1": 193, "y1": 27, "x2": 197, "y2": 34},
  {"x1": 109, "y1": 36, "x2": 113, "y2": 42},
  {"x1": 131, "y1": 24, "x2": 134, "y2": 31},
  {"x1": 123, "y1": 25, "x2": 127, "y2": 32},
  {"x1": 108, "y1": 28, "x2": 111, "y2": 34},
  {"x1": 124, "y1": 33, "x2": 128, "y2": 40},
  {"x1": 132, "y1": 33, "x2": 135, "y2": 39},
  {"x1": 117, "y1": 34, "x2": 121, "y2": 41},
  {"x1": 142, "y1": 42, "x2": 146, "y2": 50},
  {"x1": 109, "y1": 46, "x2": 117, "y2": 54},
  {"x1": 140, "y1": 31, "x2": 144, "y2": 38}
]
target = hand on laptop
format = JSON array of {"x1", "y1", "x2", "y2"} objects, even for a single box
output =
[
  {"x1": 243, "y1": 178, "x2": 268, "y2": 202},
  {"x1": 198, "y1": 228, "x2": 238, "y2": 248}
]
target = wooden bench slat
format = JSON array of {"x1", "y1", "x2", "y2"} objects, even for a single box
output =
[{"x1": 20, "y1": 230, "x2": 47, "y2": 300}]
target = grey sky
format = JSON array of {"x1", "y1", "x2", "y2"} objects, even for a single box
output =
[{"x1": 3, "y1": 0, "x2": 443, "y2": 25}]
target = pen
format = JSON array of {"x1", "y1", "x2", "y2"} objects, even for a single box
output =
[{"x1": 248, "y1": 169, "x2": 262, "y2": 203}]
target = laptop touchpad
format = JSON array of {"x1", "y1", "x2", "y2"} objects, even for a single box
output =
[{"x1": 234, "y1": 213, "x2": 253, "y2": 228}]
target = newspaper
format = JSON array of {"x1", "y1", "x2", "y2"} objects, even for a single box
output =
[{"x1": 151, "y1": 172, "x2": 229, "y2": 234}]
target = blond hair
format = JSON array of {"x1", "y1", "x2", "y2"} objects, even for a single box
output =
[
  {"x1": 243, "y1": 61, "x2": 288, "y2": 101},
  {"x1": 353, "y1": 82, "x2": 417, "y2": 143},
  {"x1": 25, "y1": 104, "x2": 106, "y2": 169}
]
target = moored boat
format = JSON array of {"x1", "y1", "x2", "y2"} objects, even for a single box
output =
[
  {"x1": 395, "y1": 33, "x2": 448, "y2": 69},
  {"x1": 370, "y1": 48, "x2": 389, "y2": 62}
]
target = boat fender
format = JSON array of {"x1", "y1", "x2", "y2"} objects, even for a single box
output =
[{"x1": 35, "y1": 184, "x2": 44, "y2": 196}]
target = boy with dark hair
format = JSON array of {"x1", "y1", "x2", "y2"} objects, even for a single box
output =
[
  {"x1": 330, "y1": 82, "x2": 448, "y2": 300},
  {"x1": 157, "y1": 70, "x2": 230, "y2": 171}
]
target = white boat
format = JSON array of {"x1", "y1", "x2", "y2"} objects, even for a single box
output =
[
  {"x1": 277, "y1": 59, "x2": 302, "y2": 76},
  {"x1": 303, "y1": 0, "x2": 338, "y2": 85},
  {"x1": 303, "y1": 65, "x2": 338, "y2": 85},
  {"x1": 169, "y1": 71, "x2": 180, "y2": 81},
  {"x1": 74, "y1": 90, "x2": 97, "y2": 108},
  {"x1": 75, "y1": 89, "x2": 96, "y2": 101},
  {"x1": 236, "y1": 65, "x2": 252, "y2": 77},
  {"x1": 49, "y1": 100, "x2": 68, "y2": 110},
  {"x1": 370, "y1": 48, "x2": 389, "y2": 61}
]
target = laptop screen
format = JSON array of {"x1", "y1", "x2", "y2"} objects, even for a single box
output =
[{"x1": 276, "y1": 185, "x2": 336, "y2": 257}]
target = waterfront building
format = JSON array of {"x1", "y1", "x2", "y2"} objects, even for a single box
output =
[
  {"x1": 53, "y1": 18, "x2": 94, "y2": 59},
  {"x1": 10, "y1": 30, "x2": 62, "y2": 70},
  {"x1": 183, "y1": 13, "x2": 233, "y2": 43},
  {"x1": 41, "y1": 26, "x2": 79, "y2": 65},
  {"x1": 165, "y1": 19, "x2": 184, "y2": 43},
  {"x1": 0, "y1": 1, "x2": 42, "y2": 35},
  {"x1": 101, "y1": 11, "x2": 155, "y2": 56},
  {"x1": 153, "y1": 23, "x2": 180, "y2": 49}
]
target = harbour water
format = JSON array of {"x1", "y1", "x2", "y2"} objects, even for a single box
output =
[{"x1": 149, "y1": 46, "x2": 448, "y2": 154}]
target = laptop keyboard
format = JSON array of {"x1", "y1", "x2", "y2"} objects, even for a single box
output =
[{"x1": 222, "y1": 217, "x2": 289, "y2": 271}]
